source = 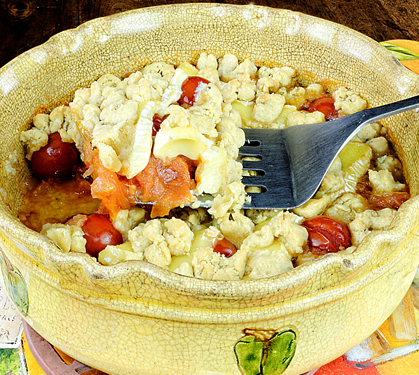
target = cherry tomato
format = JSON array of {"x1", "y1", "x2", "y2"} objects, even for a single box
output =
[
  {"x1": 30, "y1": 132, "x2": 80, "y2": 180},
  {"x1": 82, "y1": 214, "x2": 123, "y2": 257},
  {"x1": 308, "y1": 97, "x2": 339, "y2": 121},
  {"x1": 152, "y1": 114, "x2": 168, "y2": 136},
  {"x1": 304, "y1": 227, "x2": 336, "y2": 255},
  {"x1": 213, "y1": 238, "x2": 237, "y2": 258},
  {"x1": 179, "y1": 76, "x2": 210, "y2": 106},
  {"x1": 302, "y1": 215, "x2": 351, "y2": 255}
]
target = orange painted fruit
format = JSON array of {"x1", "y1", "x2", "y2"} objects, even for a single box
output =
[{"x1": 382, "y1": 39, "x2": 419, "y2": 74}]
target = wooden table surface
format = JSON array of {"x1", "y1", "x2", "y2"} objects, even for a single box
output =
[{"x1": 1, "y1": 0, "x2": 419, "y2": 68}]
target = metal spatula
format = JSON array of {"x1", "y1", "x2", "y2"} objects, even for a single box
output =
[{"x1": 241, "y1": 94, "x2": 419, "y2": 210}]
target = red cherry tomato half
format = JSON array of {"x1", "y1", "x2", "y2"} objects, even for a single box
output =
[
  {"x1": 302, "y1": 215, "x2": 351, "y2": 255},
  {"x1": 30, "y1": 132, "x2": 80, "y2": 180},
  {"x1": 308, "y1": 97, "x2": 339, "y2": 121},
  {"x1": 179, "y1": 76, "x2": 210, "y2": 106},
  {"x1": 213, "y1": 238, "x2": 237, "y2": 258},
  {"x1": 82, "y1": 214, "x2": 123, "y2": 257},
  {"x1": 304, "y1": 227, "x2": 338, "y2": 255}
]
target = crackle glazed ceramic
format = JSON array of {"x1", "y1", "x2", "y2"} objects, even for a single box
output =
[{"x1": 1, "y1": 4, "x2": 419, "y2": 375}]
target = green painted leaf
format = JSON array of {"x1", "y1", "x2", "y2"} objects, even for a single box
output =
[
  {"x1": 0, "y1": 251, "x2": 29, "y2": 317},
  {"x1": 380, "y1": 42, "x2": 419, "y2": 61},
  {"x1": 234, "y1": 335, "x2": 264, "y2": 375},
  {"x1": 262, "y1": 328, "x2": 298, "y2": 375}
]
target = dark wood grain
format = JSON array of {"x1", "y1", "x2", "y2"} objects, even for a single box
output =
[{"x1": 1, "y1": 0, "x2": 419, "y2": 68}]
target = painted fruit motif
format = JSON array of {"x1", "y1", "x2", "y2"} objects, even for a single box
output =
[
  {"x1": 381, "y1": 40, "x2": 419, "y2": 74},
  {"x1": 0, "y1": 248, "x2": 29, "y2": 317},
  {"x1": 234, "y1": 327, "x2": 297, "y2": 375}
]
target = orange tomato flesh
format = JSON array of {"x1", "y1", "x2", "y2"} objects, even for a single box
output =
[
  {"x1": 136, "y1": 155, "x2": 193, "y2": 218},
  {"x1": 83, "y1": 143, "x2": 194, "y2": 219},
  {"x1": 83, "y1": 143, "x2": 131, "y2": 218}
]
